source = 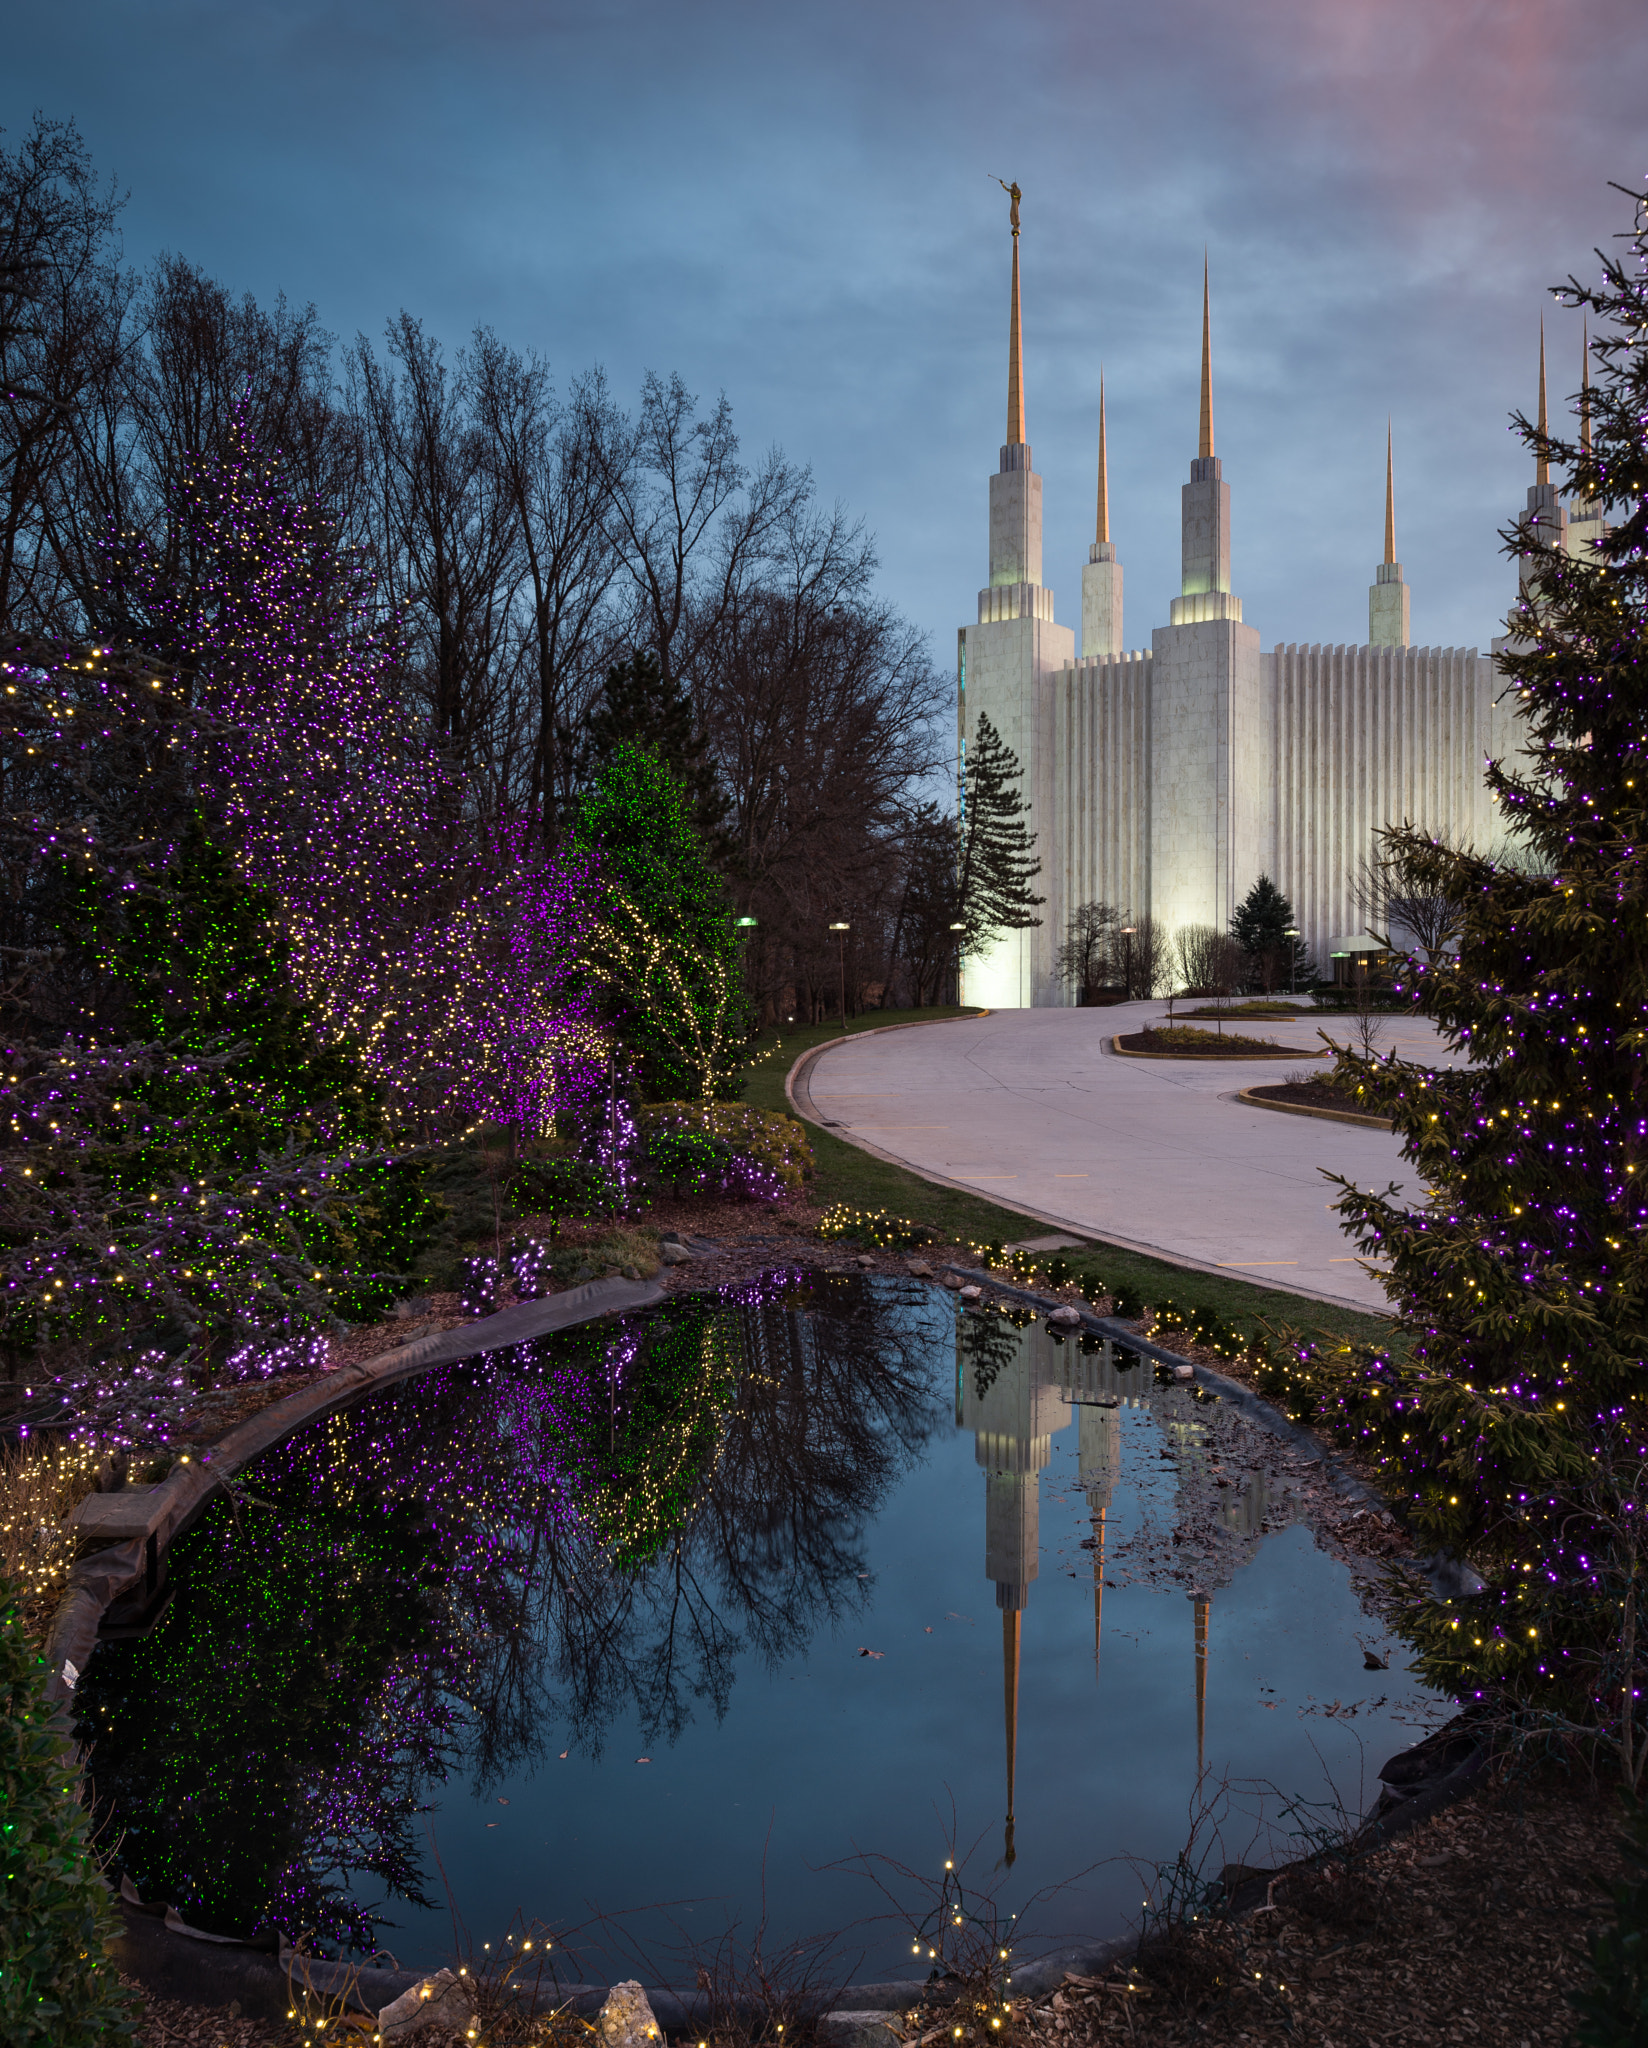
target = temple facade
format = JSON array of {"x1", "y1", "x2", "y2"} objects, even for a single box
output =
[{"x1": 958, "y1": 223, "x2": 1593, "y2": 1007}]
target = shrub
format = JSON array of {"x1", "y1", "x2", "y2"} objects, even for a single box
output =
[
  {"x1": 1571, "y1": 1794, "x2": 1648, "y2": 2047},
  {"x1": 639, "y1": 1104, "x2": 814, "y2": 1195},
  {"x1": 505, "y1": 1156, "x2": 613, "y2": 1223},
  {"x1": 458, "y1": 1256, "x2": 501, "y2": 1317},
  {"x1": 0, "y1": 1580, "x2": 133, "y2": 2045},
  {"x1": 817, "y1": 1205, "x2": 938, "y2": 1251}
]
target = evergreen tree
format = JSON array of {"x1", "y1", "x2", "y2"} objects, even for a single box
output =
[
  {"x1": 575, "y1": 741, "x2": 747, "y2": 1099},
  {"x1": 1230, "y1": 874, "x2": 1314, "y2": 992},
  {"x1": 585, "y1": 651, "x2": 729, "y2": 853},
  {"x1": 1326, "y1": 190, "x2": 1648, "y2": 1634},
  {"x1": 98, "y1": 813, "x2": 381, "y2": 1172},
  {"x1": 957, "y1": 712, "x2": 1043, "y2": 952},
  {"x1": 0, "y1": 1580, "x2": 133, "y2": 2045}
]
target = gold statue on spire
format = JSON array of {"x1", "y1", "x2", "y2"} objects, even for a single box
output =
[
  {"x1": 999, "y1": 180, "x2": 1025, "y2": 446},
  {"x1": 1198, "y1": 257, "x2": 1214, "y2": 462}
]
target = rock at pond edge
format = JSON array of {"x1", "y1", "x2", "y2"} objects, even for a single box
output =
[
  {"x1": 380, "y1": 1969, "x2": 471, "y2": 2039},
  {"x1": 599, "y1": 1980, "x2": 663, "y2": 2048}
]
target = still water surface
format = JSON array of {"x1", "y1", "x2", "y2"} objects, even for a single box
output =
[{"x1": 79, "y1": 1275, "x2": 1438, "y2": 1979}]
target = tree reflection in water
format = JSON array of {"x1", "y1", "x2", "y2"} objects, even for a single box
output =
[{"x1": 77, "y1": 1272, "x2": 948, "y2": 1951}]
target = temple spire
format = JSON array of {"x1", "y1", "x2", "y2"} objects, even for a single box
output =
[
  {"x1": 1581, "y1": 320, "x2": 1592, "y2": 457},
  {"x1": 1095, "y1": 375, "x2": 1110, "y2": 546},
  {"x1": 1193, "y1": 1591, "x2": 1210, "y2": 1771},
  {"x1": 1006, "y1": 197, "x2": 1025, "y2": 447},
  {"x1": 1383, "y1": 419, "x2": 1396, "y2": 566},
  {"x1": 1003, "y1": 1609, "x2": 1020, "y2": 1867},
  {"x1": 1198, "y1": 257, "x2": 1214, "y2": 461},
  {"x1": 1536, "y1": 317, "x2": 1549, "y2": 486}
]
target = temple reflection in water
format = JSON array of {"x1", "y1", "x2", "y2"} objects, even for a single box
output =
[{"x1": 956, "y1": 1309, "x2": 1271, "y2": 1861}]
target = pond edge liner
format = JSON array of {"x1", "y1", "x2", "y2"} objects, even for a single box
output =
[
  {"x1": 784, "y1": 1030, "x2": 1389, "y2": 1322},
  {"x1": 41, "y1": 1272, "x2": 667, "y2": 1712},
  {"x1": 96, "y1": 1260, "x2": 1488, "y2": 2030}
]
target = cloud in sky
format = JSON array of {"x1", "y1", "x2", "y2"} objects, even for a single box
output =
[{"x1": 5, "y1": 0, "x2": 1644, "y2": 679}]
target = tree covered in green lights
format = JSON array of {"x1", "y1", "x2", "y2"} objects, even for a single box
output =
[{"x1": 576, "y1": 740, "x2": 748, "y2": 1099}]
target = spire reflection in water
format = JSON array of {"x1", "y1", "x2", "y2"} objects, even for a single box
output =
[{"x1": 77, "y1": 1275, "x2": 1434, "y2": 1977}]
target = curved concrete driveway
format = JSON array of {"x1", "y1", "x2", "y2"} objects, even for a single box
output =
[{"x1": 800, "y1": 1002, "x2": 1462, "y2": 1314}]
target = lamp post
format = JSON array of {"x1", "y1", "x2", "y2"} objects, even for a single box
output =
[
  {"x1": 1284, "y1": 925, "x2": 1300, "y2": 997},
  {"x1": 1119, "y1": 926, "x2": 1136, "y2": 1003},
  {"x1": 829, "y1": 921, "x2": 850, "y2": 1033},
  {"x1": 949, "y1": 921, "x2": 966, "y2": 1008}
]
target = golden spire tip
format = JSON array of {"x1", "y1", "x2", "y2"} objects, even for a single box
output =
[
  {"x1": 1096, "y1": 373, "x2": 1110, "y2": 546},
  {"x1": 1383, "y1": 418, "x2": 1396, "y2": 566},
  {"x1": 1004, "y1": 181, "x2": 1025, "y2": 446},
  {"x1": 1198, "y1": 256, "x2": 1214, "y2": 461},
  {"x1": 1536, "y1": 316, "x2": 1549, "y2": 486}
]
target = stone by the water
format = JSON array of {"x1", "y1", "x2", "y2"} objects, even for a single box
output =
[
  {"x1": 659, "y1": 1242, "x2": 691, "y2": 1266},
  {"x1": 379, "y1": 1969, "x2": 470, "y2": 2039},
  {"x1": 598, "y1": 1980, "x2": 663, "y2": 2048}
]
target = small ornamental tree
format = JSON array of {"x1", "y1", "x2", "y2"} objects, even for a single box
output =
[
  {"x1": 576, "y1": 741, "x2": 747, "y2": 1099},
  {"x1": 0, "y1": 1581, "x2": 132, "y2": 2046},
  {"x1": 957, "y1": 712, "x2": 1043, "y2": 953},
  {"x1": 1318, "y1": 188, "x2": 1648, "y2": 1712}
]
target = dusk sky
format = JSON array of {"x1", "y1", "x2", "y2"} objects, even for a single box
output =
[{"x1": 6, "y1": 0, "x2": 1646, "y2": 678}]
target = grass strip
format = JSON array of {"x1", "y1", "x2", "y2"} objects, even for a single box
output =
[{"x1": 742, "y1": 1007, "x2": 1395, "y2": 1354}]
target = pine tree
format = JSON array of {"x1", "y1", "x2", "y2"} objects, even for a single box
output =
[
  {"x1": 0, "y1": 1580, "x2": 133, "y2": 2046},
  {"x1": 585, "y1": 651, "x2": 729, "y2": 853},
  {"x1": 1328, "y1": 188, "x2": 1648, "y2": 1601},
  {"x1": 1230, "y1": 874, "x2": 1314, "y2": 992},
  {"x1": 575, "y1": 741, "x2": 748, "y2": 1099},
  {"x1": 957, "y1": 712, "x2": 1043, "y2": 952}
]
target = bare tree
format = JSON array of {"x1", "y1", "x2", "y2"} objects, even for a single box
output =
[
  {"x1": 1057, "y1": 900, "x2": 1121, "y2": 1002},
  {"x1": 1351, "y1": 836, "x2": 1465, "y2": 967},
  {"x1": 471, "y1": 336, "x2": 628, "y2": 845},
  {"x1": 0, "y1": 114, "x2": 128, "y2": 635},
  {"x1": 1116, "y1": 913, "x2": 1170, "y2": 999},
  {"x1": 1172, "y1": 923, "x2": 1243, "y2": 995},
  {"x1": 348, "y1": 315, "x2": 521, "y2": 780},
  {"x1": 601, "y1": 370, "x2": 809, "y2": 692}
]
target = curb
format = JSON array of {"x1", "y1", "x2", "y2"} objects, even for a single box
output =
[
  {"x1": 1237, "y1": 1085, "x2": 1393, "y2": 1131},
  {"x1": 781, "y1": 1011, "x2": 989, "y2": 1123}
]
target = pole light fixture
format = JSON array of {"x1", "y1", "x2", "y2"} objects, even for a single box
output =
[
  {"x1": 829, "y1": 922, "x2": 851, "y2": 1033},
  {"x1": 948, "y1": 922, "x2": 966, "y2": 1008},
  {"x1": 1284, "y1": 925, "x2": 1300, "y2": 995},
  {"x1": 734, "y1": 916, "x2": 758, "y2": 928},
  {"x1": 1119, "y1": 926, "x2": 1137, "y2": 1002}
]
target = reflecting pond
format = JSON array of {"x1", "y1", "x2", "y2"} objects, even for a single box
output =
[{"x1": 77, "y1": 1274, "x2": 1439, "y2": 1979}]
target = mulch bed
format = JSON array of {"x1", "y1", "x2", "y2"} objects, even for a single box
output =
[
  {"x1": 990, "y1": 1767, "x2": 1620, "y2": 2047},
  {"x1": 1246, "y1": 1077, "x2": 1388, "y2": 1120},
  {"x1": 1116, "y1": 1030, "x2": 1307, "y2": 1059}
]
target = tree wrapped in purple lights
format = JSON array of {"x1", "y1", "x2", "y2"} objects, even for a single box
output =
[
  {"x1": 88, "y1": 412, "x2": 608, "y2": 1140},
  {"x1": 1306, "y1": 189, "x2": 1648, "y2": 1720}
]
